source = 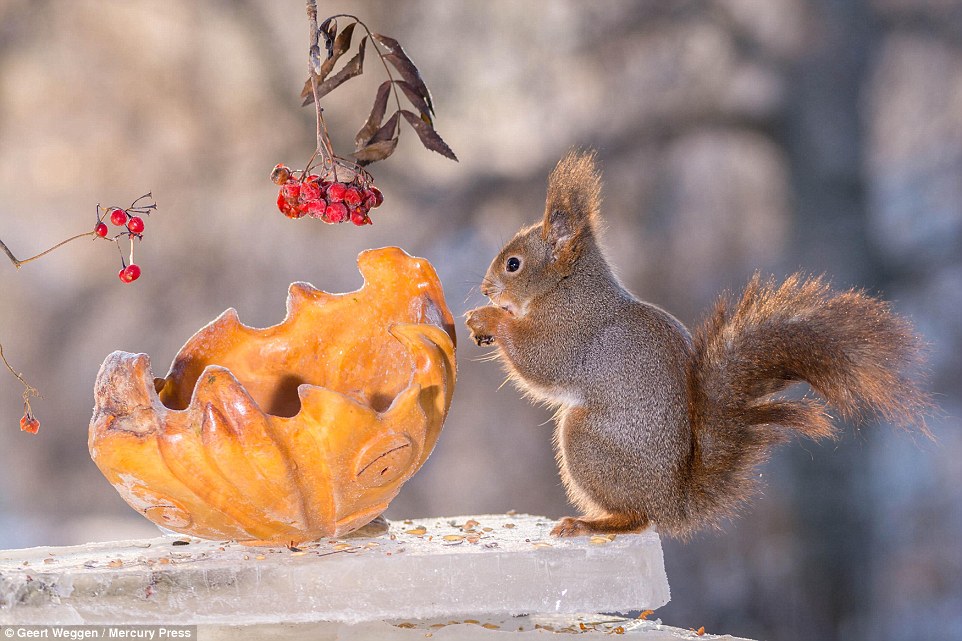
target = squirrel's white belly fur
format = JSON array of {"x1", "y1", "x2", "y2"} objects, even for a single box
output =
[{"x1": 520, "y1": 380, "x2": 584, "y2": 408}]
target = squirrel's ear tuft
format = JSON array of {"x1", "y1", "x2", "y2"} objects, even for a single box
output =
[{"x1": 542, "y1": 149, "x2": 602, "y2": 270}]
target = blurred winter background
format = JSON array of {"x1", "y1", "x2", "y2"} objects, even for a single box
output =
[{"x1": 0, "y1": 1, "x2": 960, "y2": 639}]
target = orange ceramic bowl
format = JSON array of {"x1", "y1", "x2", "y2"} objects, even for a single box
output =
[{"x1": 89, "y1": 247, "x2": 456, "y2": 545}]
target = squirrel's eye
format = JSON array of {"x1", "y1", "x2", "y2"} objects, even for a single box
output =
[{"x1": 506, "y1": 257, "x2": 521, "y2": 273}]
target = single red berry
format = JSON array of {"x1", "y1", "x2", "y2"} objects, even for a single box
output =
[
  {"x1": 362, "y1": 195, "x2": 377, "y2": 210},
  {"x1": 94, "y1": 222, "x2": 109, "y2": 237},
  {"x1": 110, "y1": 208, "x2": 128, "y2": 226},
  {"x1": 281, "y1": 182, "x2": 300, "y2": 202},
  {"x1": 343, "y1": 187, "x2": 362, "y2": 207},
  {"x1": 277, "y1": 192, "x2": 298, "y2": 218},
  {"x1": 351, "y1": 207, "x2": 372, "y2": 226},
  {"x1": 369, "y1": 186, "x2": 384, "y2": 208},
  {"x1": 326, "y1": 182, "x2": 347, "y2": 203},
  {"x1": 20, "y1": 413, "x2": 40, "y2": 434},
  {"x1": 270, "y1": 164, "x2": 292, "y2": 185},
  {"x1": 325, "y1": 202, "x2": 349, "y2": 223},
  {"x1": 127, "y1": 216, "x2": 145, "y2": 234},
  {"x1": 299, "y1": 181, "x2": 321, "y2": 202},
  {"x1": 304, "y1": 199, "x2": 327, "y2": 219},
  {"x1": 119, "y1": 264, "x2": 141, "y2": 283}
]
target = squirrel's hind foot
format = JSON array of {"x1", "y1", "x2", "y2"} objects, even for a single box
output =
[{"x1": 550, "y1": 513, "x2": 649, "y2": 537}]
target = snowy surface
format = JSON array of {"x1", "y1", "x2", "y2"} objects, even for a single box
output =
[{"x1": 0, "y1": 515, "x2": 670, "y2": 626}]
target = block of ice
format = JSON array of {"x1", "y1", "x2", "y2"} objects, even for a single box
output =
[
  {"x1": 0, "y1": 515, "x2": 669, "y2": 626},
  {"x1": 203, "y1": 615, "x2": 753, "y2": 640}
]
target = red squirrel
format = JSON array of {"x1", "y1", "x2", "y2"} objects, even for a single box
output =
[{"x1": 465, "y1": 150, "x2": 931, "y2": 538}]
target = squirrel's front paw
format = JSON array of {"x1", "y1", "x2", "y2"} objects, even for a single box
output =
[{"x1": 465, "y1": 306, "x2": 504, "y2": 347}]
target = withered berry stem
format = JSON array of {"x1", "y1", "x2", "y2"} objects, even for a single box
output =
[
  {"x1": 0, "y1": 231, "x2": 98, "y2": 270},
  {"x1": 0, "y1": 341, "x2": 40, "y2": 410}
]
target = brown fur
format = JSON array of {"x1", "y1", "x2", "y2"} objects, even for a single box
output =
[{"x1": 465, "y1": 150, "x2": 932, "y2": 539}]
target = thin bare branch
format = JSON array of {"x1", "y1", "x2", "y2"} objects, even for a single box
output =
[{"x1": 1, "y1": 231, "x2": 97, "y2": 270}]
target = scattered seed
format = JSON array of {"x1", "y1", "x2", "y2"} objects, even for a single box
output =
[
  {"x1": 482, "y1": 623, "x2": 500, "y2": 630},
  {"x1": 255, "y1": 554, "x2": 266, "y2": 561},
  {"x1": 442, "y1": 534, "x2": 464, "y2": 542},
  {"x1": 405, "y1": 526, "x2": 427, "y2": 536},
  {"x1": 107, "y1": 559, "x2": 123, "y2": 568},
  {"x1": 396, "y1": 622, "x2": 416, "y2": 629},
  {"x1": 613, "y1": 626, "x2": 626, "y2": 635},
  {"x1": 172, "y1": 539, "x2": 190, "y2": 546},
  {"x1": 503, "y1": 523, "x2": 515, "y2": 529},
  {"x1": 532, "y1": 541, "x2": 552, "y2": 548},
  {"x1": 464, "y1": 619, "x2": 480, "y2": 625},
  {"x1": 589, "y1": 535, "x2": 616, "y2": 545},
  {"x1": 290, "y1": 551, "x2": 308, "y2": 557},
  {"x1": 482, "y1": 527, "x2": 493, "y2": 532}
]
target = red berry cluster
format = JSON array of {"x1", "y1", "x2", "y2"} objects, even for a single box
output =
[
  {"x1": 92, "y1": 194, "x2": 156, "y2": 284},
  {"x1": 272, "y1": 164, "x2": 383, "y2": 226}
]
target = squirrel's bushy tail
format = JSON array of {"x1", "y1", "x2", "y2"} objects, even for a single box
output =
[{"x1": 683, "y1": 273, "x2": 930, "y2": 534}]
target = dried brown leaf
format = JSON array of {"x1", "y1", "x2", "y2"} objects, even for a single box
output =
[
  {"x1": 318, "y1": 17, "x2": 337, "y2": 54},
  {"x1": 372, "y1": 33, "x2": 434, "y2": 115},
  {"x1": 394, "y1": 81, "x2": 432, "y2": 123},
  {"x1": 370, "y1": 110, "x2": 400, "y2": 145},
  {"x1": 353, "y1": 139, "x2": 398, "y2": 165},
  {"x1": 320, "y1": 22, "x2": 356, "y2": 80},
  {"x1": 355, "y1": 81, "x2": 392, "y2": 149},
  {"x1": 354, "y1": 111, "x2": 400, "y2": 165},
  {"x1": 302, "y1": 37, "x2": 367, "y2": 106},
  {"x1": 400, "y1": 110, "x2": 457, "y2": 161}
]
